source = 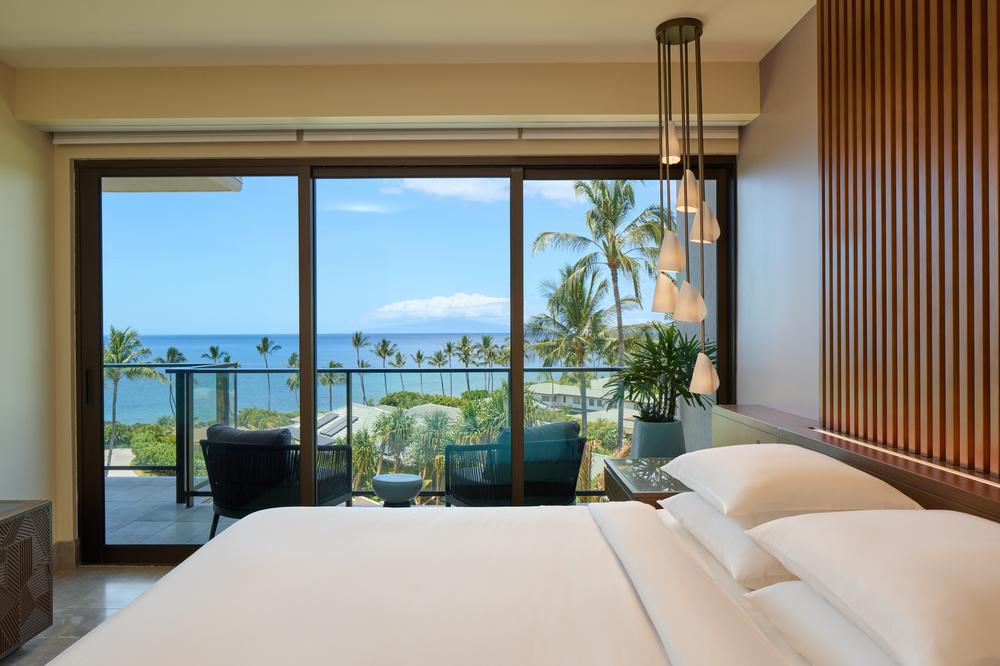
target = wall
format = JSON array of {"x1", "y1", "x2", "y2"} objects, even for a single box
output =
[
  {"x1": 736, "y1": 9, "x2": 821, "y2": 419},
  {"x1": 0, "y1": 62, "x2": 52, "y2": 502},
  {"x1": 818, "y1": 0, "x2": 999, "y2": 475},
  {"x1": 14, "y1": 62, "x2": 759, "y2": 130}
]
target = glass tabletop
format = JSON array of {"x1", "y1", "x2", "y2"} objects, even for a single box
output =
[{"x1": 604, "y1": 457, "x2": 689, "y2": 495}]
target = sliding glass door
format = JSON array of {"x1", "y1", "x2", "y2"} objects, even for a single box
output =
[{"x1": 76, "y1": 158, "x2": 735, "y2": 563}]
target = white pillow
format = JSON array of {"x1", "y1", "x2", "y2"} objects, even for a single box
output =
[
  {"x1": 660, "y1": 492, "x2": 795, "y2": 589},
  {"x1": 663, "y1": 443, "x2": 922, "y2": 527},
  {"x1": 748, "y1": 510, "x2": 1000, "y2": 666},
  {"x1": 745, "y1": 581, "x2": 896, "y2": 666}
]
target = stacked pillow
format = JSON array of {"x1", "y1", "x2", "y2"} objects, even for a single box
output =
[
  {"x1": 659, "y1": 444, "x2": 1000, "y2": 666},
  {"x1": 659, "y1": 443, "x2": 921, "y2": 589}
]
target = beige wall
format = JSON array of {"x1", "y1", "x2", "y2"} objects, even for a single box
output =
[
  {"x1": 16, "y1": 62, "x2": 758, "y2": 130},
  {"x1": 0, "y1": 61, "x2": 53, "y2": 503},
  {"x1": 736, "y1": 8, "x2": 820, "y2": 420}
]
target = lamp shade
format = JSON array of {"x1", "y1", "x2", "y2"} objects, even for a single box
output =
[
  {"x1": 651, "y1": 273, "x2": 679, "y2": 313},
  {"x1": 672, "y1": 280, "x2": 706, "y2": 323},
  {"x1": 675, "y1": 169, "x2": 700, "y2": 213},
  {"x1": 661, "y1": 120, "x2": 682, "y2": 165},
  {"x1": 656, "y1": 229, "x2": 686, "y2": 273},
  {"x1": 689, "y1": 201, "x2": 721, "y2": 244},
  {"x1": 689, "y1": 352, "x2": 720, "y2": 394}
]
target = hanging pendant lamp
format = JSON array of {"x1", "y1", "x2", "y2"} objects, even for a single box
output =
[
  {"x1": 652, "y1": 273, "x2": 679, "y2": 313},
  {"x1": 656, "y1": 229, "x2": 686, "y2": 273},
  {"x1": 689, "y1": 200, "x2": 721, "y2": 244},
  {"x1": 656, "y1": 16, "x2": 718, "y2": 394}
]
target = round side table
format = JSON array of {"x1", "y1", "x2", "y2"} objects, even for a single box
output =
[{"x1": 372, "y1": 473, "x2": 423, "y2": 507}]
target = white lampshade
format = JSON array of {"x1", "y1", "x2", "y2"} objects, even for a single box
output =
[
  {"x1": 689, "y1": 201, "x2": 721, "y2": 244},
  {"x1": 651, "y1": 273, "x2": 678, "y2": 313},
  {"x1": 661, "y1": 121, "x2": 682, "y2": 165},
  {"x1": 672, "y1": 280, "x2": 707, "y2": 323},
  {"x1": 689, "y1": 352, "x2": 720, "y2": 394},
  {"x1": 675, "y1": 169, "x2": 700, "y2": 213},
  {"x1": 656, "y1": 229, "x2": 686, "y2": 273}
]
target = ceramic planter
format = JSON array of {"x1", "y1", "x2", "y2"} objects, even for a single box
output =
[{"x1": 630, "y1": 419, "x2": 686, "y2": 458}]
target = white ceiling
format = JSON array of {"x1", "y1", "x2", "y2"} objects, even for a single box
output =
[{"x1": 0, "y1": 0, "x2": 814, "y2": 68}]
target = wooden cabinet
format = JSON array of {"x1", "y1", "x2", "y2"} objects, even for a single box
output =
[{"x1": 0, "y1": 500, "x2": 52, "y2": 659}]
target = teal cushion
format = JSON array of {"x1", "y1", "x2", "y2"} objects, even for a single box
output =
[{"x1": 497, "y1": 421, "x2": 581, "y2": 463}]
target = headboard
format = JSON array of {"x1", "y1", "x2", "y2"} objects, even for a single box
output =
[{"x1": 713, "y1": 405, "x2": 1000, "y2": 523}]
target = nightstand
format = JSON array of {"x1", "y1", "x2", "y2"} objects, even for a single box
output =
[{"x1": 603, "y1": 457, "x2": 689, "y2": 507}]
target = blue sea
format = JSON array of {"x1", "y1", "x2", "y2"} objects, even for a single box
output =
[{"x1": 106, "y1": 333, "x2": 522, "y2": 424}]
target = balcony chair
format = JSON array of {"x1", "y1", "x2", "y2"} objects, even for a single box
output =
[
  {"x1": 444, "y1": 421, "x2": 585, "y2": 507},
  {"x1": 200, "y1": 425, "x2": 352, "y2": 539}
]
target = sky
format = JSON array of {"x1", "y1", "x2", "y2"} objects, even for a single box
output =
[{"x1": 101, "y1": 175, "x2": 713, "y2": 335}]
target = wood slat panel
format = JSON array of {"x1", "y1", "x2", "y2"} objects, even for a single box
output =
[{"x1": 819, "y1": 0, "x2": 1000, "y2": 476}]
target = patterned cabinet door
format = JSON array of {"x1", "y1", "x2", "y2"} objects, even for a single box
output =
[{"x1": 0, "y1": 501, "x2": 52, "y2": 659}]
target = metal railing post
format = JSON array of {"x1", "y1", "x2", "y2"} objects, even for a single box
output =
[{"x1": 174, "y1": 371, "x2": 188, "y2": 505}]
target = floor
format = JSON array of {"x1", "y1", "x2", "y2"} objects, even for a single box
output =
[
  {"x1": 104, "y1": 476, "x2": 235, "y2": 544},
  {"x1": 2, "y1": 566, "x2": 172, "y2": 665}
]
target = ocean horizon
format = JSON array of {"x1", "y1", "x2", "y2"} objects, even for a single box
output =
[{"x1": 105, "y1": 332, "x2": 529, "y2": 425}]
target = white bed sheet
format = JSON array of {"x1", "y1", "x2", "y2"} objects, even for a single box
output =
[{"x1": 53, "y1": 502, "x2": 794, "y2": 666}]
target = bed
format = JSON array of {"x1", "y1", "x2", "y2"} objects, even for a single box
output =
[
  {"x1": 52, "y1": 443, "x2": 1000, "y2": 666},
  {"x1": 52, "y1": 502, "x2": 796, "y2": 665}
]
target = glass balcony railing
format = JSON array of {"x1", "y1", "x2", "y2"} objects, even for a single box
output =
[{"x1": 102, "y1": 364, "x2": 628, "y2": 507}]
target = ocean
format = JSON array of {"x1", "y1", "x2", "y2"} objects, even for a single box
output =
[{"x1": 105, "y1": 333, "x2": 522, "y2": 424}]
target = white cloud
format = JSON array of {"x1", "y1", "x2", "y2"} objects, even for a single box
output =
[
  {"x1": 371, "y1": 292, "x2": 510, "y2": 322},
  {"x1": 378, "y1": 185, "x2": 404, "y2": 195},
  {"x1": 524, "y1": 181, "x2": 584, "y2": 206},
  {"x1": 398, "y1": 178, "x2": 509, "y2": 203},
  {"x1": 321, "y1": 201, "x2": 396, "y2": 214}
]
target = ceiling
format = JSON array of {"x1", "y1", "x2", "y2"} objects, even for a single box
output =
[{"x1": 0, "y1": 0, "x2": 814, "y2": 68}]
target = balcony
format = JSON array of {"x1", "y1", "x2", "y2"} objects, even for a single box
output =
[{"x1": 102, "y1": 364, "x2": 633, "y2": 545}]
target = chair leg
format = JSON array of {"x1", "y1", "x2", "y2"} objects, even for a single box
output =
[{"x1": 209, "y1": 513, "x2": 220, "y2": 540}]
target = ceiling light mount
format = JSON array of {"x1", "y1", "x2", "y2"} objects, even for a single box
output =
[{"x1": 655, "y1": 17, "x2": 704, "y2": 46}]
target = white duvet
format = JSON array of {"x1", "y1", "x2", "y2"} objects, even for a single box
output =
[{"x1": 53, "y1": 502, "x2": 790, "y2": 665}]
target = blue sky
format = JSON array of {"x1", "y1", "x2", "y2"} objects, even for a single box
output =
[{"x1": 102, "y1": 176, "x2": 679, "y2": 335}]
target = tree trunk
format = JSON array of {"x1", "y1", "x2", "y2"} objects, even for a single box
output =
[
  {"x1": 578, "y1": 370, "x2": 589, "y2": 440},
  {"x1": 328, "y1": 386, "x2": 333, "y2": 412},
  {"x1": 360, "y1": 375, "x2": 367, "y2": 404},
  {"x1": 263, "y1": 356, "x2": 272, "y2": 411},
  {"x1": 418, "y1": 371, "x2": 424, "y2": 394},
  {"x1": 465, "y1": 365, "x2": 471, "y2": 392},
  {"x1": 439, "y1": 372, "x2": 445, "y2": 394},
  {"x1": 400, "y1": 373, "x2": 406, "y2": 392},
  {"x1": 382, "y1": 361, "x2": 388, "y2": 395},
  {"x1": 609, "y1": 266, "x2": 626, "y2": 447},
  {"x1": 448, "y1": 360, "x2": 454, "y2": 395},
  {"x1": 105, "y1": 379, "x2": 119, "y2": 476}
]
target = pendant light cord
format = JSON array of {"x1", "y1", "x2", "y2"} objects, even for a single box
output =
[{"x1": 695, "y1": 35, "x2": 707, "y2": 353}]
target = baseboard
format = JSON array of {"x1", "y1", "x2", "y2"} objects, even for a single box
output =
[{"x1": 53, "y1": 539, "x2": 79, "y2": 570}]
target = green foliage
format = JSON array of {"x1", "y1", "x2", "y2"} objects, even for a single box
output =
[
  {"x1": 130, "y1": 421, "x2": 176, "y2": 473},
  {"x1": 604, "y1": 322, "x2": 716, "y2": 423},
  {"x1": 237, "y1": 407, "x2": 298, "y2": 430},
  {"x1": 460, "y1": 389, "x2": 488, "y2": 402},
  {"x1": 379, "y1": 391, "x2": 464, "y2": 409},
  {"x1": 572, "y1": 418, "x2": 619, "y2": 454}
]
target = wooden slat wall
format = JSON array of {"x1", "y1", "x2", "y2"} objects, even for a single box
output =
[{"x1": 819, "y1": 0, "x2": 1000, "y2": 475}]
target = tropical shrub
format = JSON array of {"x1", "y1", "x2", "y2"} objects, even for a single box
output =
[
  {"x1": 379, "y1": 391, "x2": 463, "y2": 410},
  {"x1": 130, "y1": 421, "x2": 176, "y2": 475},
  {"x1": 237, "y1": 407, "x2": 297, "y2": 430}
]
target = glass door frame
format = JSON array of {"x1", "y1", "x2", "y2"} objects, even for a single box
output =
[{"x1": 75, "y1": 155, "x2": 736, "y2": 564}]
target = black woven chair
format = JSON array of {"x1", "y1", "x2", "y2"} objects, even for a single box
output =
[
  {"x1": 200, "y1": 425, "x2": 352, "y2": 539},
  {"x1": 444, "y1": 422, "x2": 585, "y2": 507}
]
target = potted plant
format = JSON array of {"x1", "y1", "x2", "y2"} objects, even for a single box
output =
[{"x1": 605, "y1": 321, "x2": 716, "y2": 458}]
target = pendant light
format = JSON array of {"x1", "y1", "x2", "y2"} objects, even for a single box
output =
[
  {"x1": 689, "y1": 200, "x2": 720, "y2": 244},
  {"x1": 656, "y1": 16, "x2": 719, "y2": 395},
  {"x1": 651, "y1": 273, "x2": 679, "y2": 313},
  {"x1": 656, "y1": 229, "x2": 685, "y2": 273}
]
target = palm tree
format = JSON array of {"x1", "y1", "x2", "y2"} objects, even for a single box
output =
[
  {"x1": 103, "y1": 327, "x2": 157, "y2": 473},
  {"x1": 442, "y1": 341, "x2": 456, "y2": 396},
  {"x1": 357, "y1": 359, "x2": 371, "y2": 405},
  {"x1": 389, "y1": 351, "x2": 407, "y2": 391},
  {"x1": 351, "y1": 331, "x2": 370, "y2": 366},
  {"x1": 153, "y1": 347, "x2": 186, "y2": 416},
  {"x1": 429, "y1": 351, "x2": 448, "y2": 394},
  {"x1": 350, "y1": 429, "x2": 379, "y2": 489},
  {"x1": 532, "y1": 180, "x2": 659, "y2": 445},
  {"x1": 412, "y1": 411, "x2": 451, "y2": 481},
  {"x1": 456, "y1": 335, "x2": 475, "y2": 393},
  {"x1": 373, "y1": 408, "x2": 416, "y2": 474},
  {"x1": 475, "y1": 335, "x2": 496, "y2": 391},
  {"x1": 318, "y1": 360, "x2": 344, "y2": 412},
  {"x1": 285, "y1": 352, "x2": 300, "y2": 407},
  {"x1": 526, "y1": 265, "x2": 620, "y2": 439},
  {"x1": 411, "y1": 350, "x2": 426, "y2": 394},
  {"x1": 201, "y1": 345, "x2": 228, "y2": 364},
  {"x1": 256, "y1": 336, "x2": 282, "y2": 410},
  {"x1": 372, "y1": 338, "x2": 397, "y2": 396}
]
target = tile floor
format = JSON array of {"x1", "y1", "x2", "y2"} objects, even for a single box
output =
[
  {"x1": 104, "y1": 476, "x2": 235, "y2": 544},
  {"x1": 2, "y1": 566, "x2": 171, "y2": 665}
]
